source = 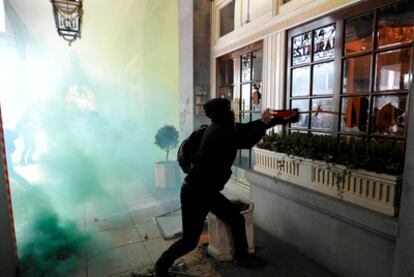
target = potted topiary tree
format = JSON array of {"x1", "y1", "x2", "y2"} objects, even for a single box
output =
[{"x1": 154, "y1": 125, "x2": 180, "y2": 189}]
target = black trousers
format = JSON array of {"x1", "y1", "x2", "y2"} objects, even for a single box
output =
[{"x1": 156, "y1": 184, "x2": 248, "y2": 269}]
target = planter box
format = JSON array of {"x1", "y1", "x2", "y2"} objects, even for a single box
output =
[
  {"x1": 155, "y1": 161, "x2": 180, "y2": 189},
  {"x1": 207, "y1": 203, "x2": 255, "y2": 261},
  {"x1": 253, "y1": 147, "x2": 401, "y2": 216}
]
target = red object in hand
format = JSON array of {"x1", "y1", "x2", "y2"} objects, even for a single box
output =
[{"x1": 270, "y1": 110, "x2": 297, "y2": 118}]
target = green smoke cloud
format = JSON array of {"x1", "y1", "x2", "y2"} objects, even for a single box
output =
[{"x1": 2, "y1": 0, "x2": 179, "y2": 275}]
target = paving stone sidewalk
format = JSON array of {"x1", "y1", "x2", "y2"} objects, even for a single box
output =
[{"x1": 73, "y1": 187, "x2": 336, "y2": 277}]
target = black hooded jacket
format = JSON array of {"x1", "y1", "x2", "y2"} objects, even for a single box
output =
[{"x1": 184, "y1": 118, "x2": 282, "y2": 192}]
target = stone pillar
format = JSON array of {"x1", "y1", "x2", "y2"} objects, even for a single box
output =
[
  {"x1": 193, "y1": 0, "x2": 211, "y2": 129},
  {"x1": 178, "y1": 0, "x2": 194, "y2": 140},
  {"x1": 392, "y1": 62, "x2": 414, "y2": 277},
  {"x1": 178, "y1": 0, "x2": 210, "y2": 140}
]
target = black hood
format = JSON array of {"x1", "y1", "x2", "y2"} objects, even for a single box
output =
[{"x1": 203, "y1": 98, "x2": 233, "y2": 123}]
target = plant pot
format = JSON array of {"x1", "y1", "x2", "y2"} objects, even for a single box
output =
[
  {"x1": 155, "y1": 161, "x2": 180, "y2": 189},
  {"x1": 207, "y1": 201, "x2": 255, "y2": 261}
]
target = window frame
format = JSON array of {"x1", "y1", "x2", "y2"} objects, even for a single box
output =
[
  {"x1": 216, "y1": 41, "x2": 263, "y2": 171},
  {"x1": 285, "y1": 0, "x2": 413, "y2": 144}
]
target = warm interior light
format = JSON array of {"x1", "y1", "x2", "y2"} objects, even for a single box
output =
[{"x1": 0, "y1": 0, "x2": 5, "y2": 32}]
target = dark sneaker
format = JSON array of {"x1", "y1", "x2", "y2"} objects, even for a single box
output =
[
  {"x1": 234, "y1": 254, "x2": 266, "y2": 268},
  {"x1": 154, "y1": 264, "x2": 171, "y2": 277}
]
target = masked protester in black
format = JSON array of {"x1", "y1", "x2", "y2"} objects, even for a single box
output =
[{"x1": 155, "y1": 98, "x2": 299, "y2": 277}]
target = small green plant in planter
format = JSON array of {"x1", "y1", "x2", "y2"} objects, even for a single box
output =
[{"x1": 154, "y1": 125, "x2": 180, "y2": 189}]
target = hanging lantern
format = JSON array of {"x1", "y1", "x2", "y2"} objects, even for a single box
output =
[{"x1": 51, "y1": 0, "x2": 83, "y2": 46}]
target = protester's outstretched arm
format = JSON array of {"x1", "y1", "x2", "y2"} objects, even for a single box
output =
[{"x1": 235, "y1": 108, "x2": 299, "y2": 149}]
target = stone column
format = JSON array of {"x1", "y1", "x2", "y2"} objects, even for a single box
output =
[
  {"x1": 392, "y1": 57, "x2": 414, "y2": 277},
  {"x1": 178, "y1": 0, "x2": 210, "y2": 140},
  {"x1": 178, "y1": 0, "x2": 194, "y2": 140}
]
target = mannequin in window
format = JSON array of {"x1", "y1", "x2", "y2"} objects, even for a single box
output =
[{"x1": 252, "y1": 83, "x2": 262, "y2": 112}]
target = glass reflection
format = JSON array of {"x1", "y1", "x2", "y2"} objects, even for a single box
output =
[
  {"x1": 313, "y1": 62, "x2": 334, "y2": 95},
  {"x1": 376, "y1": 48, "x2": 412, "y2": 91},
  {"x1": 345, "y1": 13, "x2": 373, "y2": 54},
  {"x1": 240, "y1": 149, "x2": 250, "y2": 169},
  {"x1": 292, "y1": 32, "x2": 311, "y2": 65},
  {"x1": 371, "y1": 95, "x2": 406, "y2": 135},
  {"x1": 252, "y1": 49, "x2": 263, "y2": 81},
  {"x1": 292, "y1": 66, "x2": 310, "y2": 96},
  {"x1": 378, "y1": 0, "x2": 414, "y2": 48},
  {"x1": 218, "y1": 61, "x2": 226, "y2": 86},
  {"x1": 220, "y1": 0, "x2": 235, "y2": 37},
  {"x1": 240, "y1": 83, "x2": 251, "y2": 123},
  {"x1": 341, "y1": 96, "x2": 369, "y2": 133},
  {"x1": 343, "y1": 55, "x2": 371, "y2": 93},
  {"x1": 313, "y1": 24, "x2": 335, "y2": 61},
  {"x1": 241, "y1": 54, "x2": 251, "y2": 82},
  {"x1": 291, "y1": 99, "x2": 309, "y2": 128},
  {"x1": 311, "y1": 98, "x2": 334, "y2": 130}
]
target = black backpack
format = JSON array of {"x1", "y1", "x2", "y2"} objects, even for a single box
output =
[{"x1": 177, "y1": 125, "x2": 208, "y2": 173}]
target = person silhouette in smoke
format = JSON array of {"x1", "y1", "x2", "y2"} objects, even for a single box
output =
[
  {"x1": 16, "y1": 111, "x2": 37, "y2": 165},
  {"x1": 4, "y1": 128, "x2": 30, "y2": 188},
  {"x1": 155, "y1": 98, "x2": 299, "y2": 276}
]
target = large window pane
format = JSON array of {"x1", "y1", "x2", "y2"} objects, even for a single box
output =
[
  {"x1": 228, "y1": 59, "x2": 234, "y2": 84},
  {"x1": 313, "y1": 24, "x2": 335, "y2": 61},
  {"x1": 240, "y1": 149, "x2": 250, "y2": 169},
  {"x1": 345, "y1": 13, "x2": 374, "y2": 54},
  {"x1": 371, "y1": 95, "x2": 407, "y2": 136},
  {"x1": 375, "y1": 48, "x2": 412, "y2": 91},
  {"x1": 218, "y1": 61, "x2": 226, "y2": 87},
  {"x1": 292, "y1": 66, "x2": 310, "y2": 96},
  {"x1": 378, "y1": 0, "x2": 414, "y2": 48},
  {"x1": 340, "y1": 96, "x2": 369, "y2": 133},
  {"x1": 241, "y1": 54, "x2": 251, "y2": 82},
  {"x1": 252, "y1": 49, "x2": 263, "y2": 81},
  {"x1": 311, "y1": 98, "x2": 334, "y2": 130},
  {"x1": 343, "y1": 55, "x2": 371, "y2": 93},
  {"x1": 220, "y1": 0, "x2": 235, "y2": 37},
  {"x1": 292, "y1": 32, "x2": 311, "y2": 65},
  {"x1": 313, "y1": 62, "x2": 334, "y2": 95},
  {"x1": 240, "y1": 83, "x2": 251, "y2": 123},
  {"x1": 291, "y1": 99, "x2": 309, "y2": 128}
]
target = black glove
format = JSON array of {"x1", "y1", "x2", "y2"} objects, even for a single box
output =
[{"x1": 286, "y1": 108, "x2": 299, "y2": 124}]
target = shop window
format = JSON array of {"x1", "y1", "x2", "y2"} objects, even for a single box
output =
[
  {"x1": 343, "y1": 55, "x2": 371, "y2": 93},
  {"x1": 371, "y1": 95, "x2": 407, "y2": 136},
  {"x1": 289, "y1": 23, "x2": 336, "y2": 134},
  {"x1": 220, "y1": 0, "x2": 235, "y2": 37},
  {"x1": 287, "y1": 0, "x2": 413, "y2": 144},
  {"x1": 340, "y1": 96, "x2": 369, "y2": 133},
  {"x1": 345, "y1": 13, "x2": 374, "y2": 54},
  {"x1": 375, "y1": 48, "x2": 411, "y2": 91},
  {"x1": 216, "y1": 42, "x2": 263, "y2": 182},
  {"x1": 378, "y1": 1, "x2": 414, "y2": 48}
]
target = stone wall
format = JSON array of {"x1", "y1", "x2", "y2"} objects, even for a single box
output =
[{"x1": 248, "y1": 170, "x2": 397, "y2": 277}]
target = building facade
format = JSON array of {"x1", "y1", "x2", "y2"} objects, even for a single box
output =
[{"x1": 179, "y1": 0, "x2": 414, "y2": 276}]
